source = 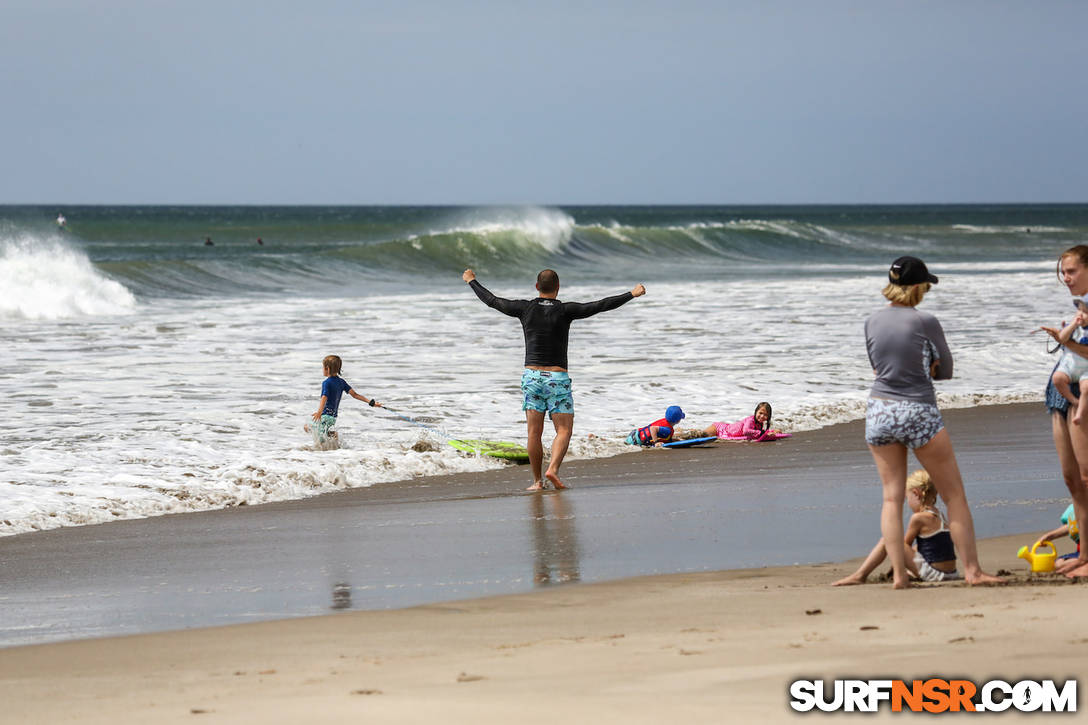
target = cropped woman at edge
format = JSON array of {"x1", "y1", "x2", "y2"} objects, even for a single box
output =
[
  {"x1": 1039, "y1": 245, "x2": 1088, "y2": 577},
  {"x1": 863, "y1": 256, "x2": 1002, "y2": 588}
]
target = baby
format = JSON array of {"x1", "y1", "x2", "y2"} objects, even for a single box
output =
[{"x1": 1050, "y1": 295, "x2": 1088, "y2": 425}]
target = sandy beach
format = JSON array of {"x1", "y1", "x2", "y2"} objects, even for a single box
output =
[
  {"x1": 2, "y1": 402, "x2": 1086, "y2": 722},
  {"x1": 3, "y1": 540, "x2": 1085, "y2": 723},
  {"x1": 7, "y1": 2, "x2": 1087, "y2": 720}
]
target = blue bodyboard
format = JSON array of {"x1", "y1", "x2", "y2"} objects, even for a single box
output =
[{"x1": 661, "y1": 436, "x2": 719, "y2": 448}]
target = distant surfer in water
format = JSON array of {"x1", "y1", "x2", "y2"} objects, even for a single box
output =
[
  {"x1": 56, "y1": 213, "x2": 67, "y2": 229},
  {"x1": 463, "y1": 268, "x2": 645, "y2": 491}
]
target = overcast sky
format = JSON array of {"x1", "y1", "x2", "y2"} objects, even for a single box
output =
[{"x1": 3, "y1": 0, "x2": 1086, "y2": 205}]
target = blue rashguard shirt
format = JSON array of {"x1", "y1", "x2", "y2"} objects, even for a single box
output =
[{"x1": 321, "y1": 376, "x2": 352, "y2": 417}]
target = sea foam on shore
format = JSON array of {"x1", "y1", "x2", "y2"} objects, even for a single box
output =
[{"x1": 1, "y1": 205, "x2": 1078, "y2": 535}]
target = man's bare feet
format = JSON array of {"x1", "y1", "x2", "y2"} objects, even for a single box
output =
[
  {"x1": 526, "y1": 481, "x2": 546, "y2": 491},
  {"x1": 545, "y1": 471, "x2": 567, "y2": 490},
  {"x1": 831, "y1": 575, "x2": 866, "y2": 587}
]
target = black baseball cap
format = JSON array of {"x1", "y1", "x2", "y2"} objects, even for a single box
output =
[{"x1": 888, "y1": 256, "x2": 938, "y2": 286}]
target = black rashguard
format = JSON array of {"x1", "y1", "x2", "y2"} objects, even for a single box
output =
[{"x1": 469, "y1": 279, "x2": 634, "y2": 369}]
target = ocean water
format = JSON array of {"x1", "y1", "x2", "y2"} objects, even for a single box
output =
[{"x1": 2, "y1": 204, "x2": 1086, "y2": 537}]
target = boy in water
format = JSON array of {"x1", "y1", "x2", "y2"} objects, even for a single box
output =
[
  {"x1": 305, "y1": 355, "x2": 382, "y2": 447},
  {"x1": 626, "y1": 405, "x2": 686, "y2": 447}
]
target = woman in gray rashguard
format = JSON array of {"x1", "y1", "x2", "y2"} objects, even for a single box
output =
[{"x1": 863, "y1": 256, "x2": 1002, "y2": 588}]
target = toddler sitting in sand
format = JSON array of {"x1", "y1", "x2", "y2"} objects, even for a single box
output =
[
  {"x1": 1035, "y1": 503, "x2": 1080, "y2": 561},
  {"x1": 833, "y1": 469, "x2": 961, "y2": 585}
]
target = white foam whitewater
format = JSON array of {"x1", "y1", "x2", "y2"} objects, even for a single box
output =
[
  {"x1": 416, "y1": 206, "x2": 575, "y2": 253},
  {"x1": 0, "y1": 232, "x2": 135, "y2": 319},
  {"x1": 0, "y1": 260, "x2": 1065, "y2": 536}
]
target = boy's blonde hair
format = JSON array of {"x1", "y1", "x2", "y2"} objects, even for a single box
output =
[
  {"x1": 906, "y1": 469, "x2": 936, "y2": 503},
  {"x1": 882, "y1": 282, "x2": 931, "y2": 307},
  {"x1": 323, "y1": 355, "x2": 343, "y2": 376}
]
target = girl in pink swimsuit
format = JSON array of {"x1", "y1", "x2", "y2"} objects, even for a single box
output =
[{"x1": 704, "y1": 402, "x2": 781, "y2": 441}]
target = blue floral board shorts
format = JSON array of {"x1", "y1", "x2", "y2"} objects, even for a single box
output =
[
  {"x1": 521, "y1": 369, "x2": 574, "y2": 415},
  {"x1": 309, "y1": 414, "x2": 337, "y2": 444},
  {"x1": 865, "y1": 398, "x2": 944, "y2": 450}
]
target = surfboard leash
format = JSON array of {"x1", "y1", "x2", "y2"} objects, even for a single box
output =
[{"x1": 379, "y1": 406, "x2": 455, "y2": 440}]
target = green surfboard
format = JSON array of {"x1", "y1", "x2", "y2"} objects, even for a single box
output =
[{"x1": 448, "y1": 439, "x2": 530, "y2": 463}]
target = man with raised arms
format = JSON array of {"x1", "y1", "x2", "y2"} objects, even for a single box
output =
[{"x1": 463, "y1": 268, "x2": 646, "y2": 491}]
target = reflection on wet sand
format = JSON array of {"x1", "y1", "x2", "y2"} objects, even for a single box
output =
[
  {"x1": 331, "y1": 581, "x2": 352, "y2": 610},
  {"x1": 530, "y1": 493, "x2": 581, "y2": 585},
  {"x1": 328, "y1": 504, "x2": 357, "y2": 611}
]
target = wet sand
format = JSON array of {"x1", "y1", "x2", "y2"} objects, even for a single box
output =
[
  {"x1": 0, "y1": 403, "x2": 1066, "y2": 646},
  {"x1": 2, "y1": 535, "x2": 1086, "y2": 723},
  {"x1": 2, "y1": 402, "x2": 1086, "y2": 721}
]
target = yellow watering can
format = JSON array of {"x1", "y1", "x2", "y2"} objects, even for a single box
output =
[{"x1": 1017, "y1": 541, "x2": 1057, "y2": 573}]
